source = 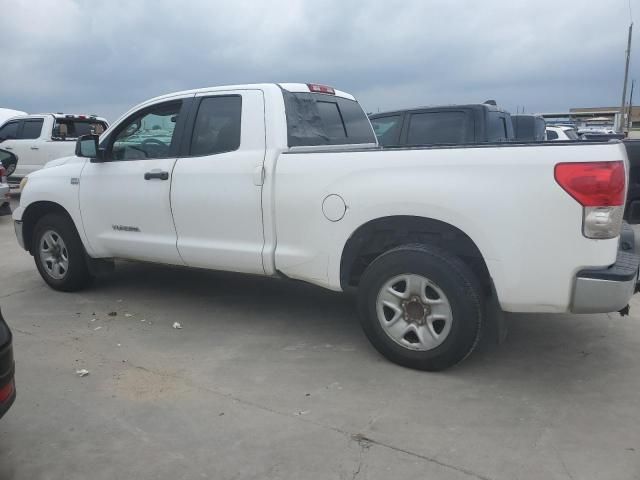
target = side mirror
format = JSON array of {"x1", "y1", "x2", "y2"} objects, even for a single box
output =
[{"x1": 76, "y1": 134, "x2": 101, "y2": 160}]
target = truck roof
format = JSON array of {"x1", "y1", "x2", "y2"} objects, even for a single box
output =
[
  {"x1": 370, "y1": 103, "x2": 509, "y2": 118},
  {"x1": 139, "y1": 83, "x2": 356, "y2": 107}
]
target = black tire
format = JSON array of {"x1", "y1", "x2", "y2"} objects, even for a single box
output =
[
  {"x1": 357, "y1": 243, "x2": 484, "y2": 371},
  {"x1": 32, "y1": 213, "x2": 93, "y2": 292}
]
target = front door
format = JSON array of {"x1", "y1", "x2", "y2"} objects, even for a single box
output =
[
  {"x1": 171, "y1": 90, "x2": 266, "y2": 274},
  {"x1": 79, "y1": 98, "x2": 191, "y2": 264}
]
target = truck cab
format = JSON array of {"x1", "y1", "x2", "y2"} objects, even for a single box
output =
[{"x1": 369, "y1": 104, "x2": 514, "y2": 147}]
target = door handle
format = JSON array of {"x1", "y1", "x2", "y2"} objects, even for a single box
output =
[
  {"x1": 4, "y1": 146, "x2": 12, "y2": 150},
  {"x1": 30, "y1": 146, "x2": 39, "y2": 150},
  {"x1": 144, "y1": 171, "x2": 169, "y2": 181}
]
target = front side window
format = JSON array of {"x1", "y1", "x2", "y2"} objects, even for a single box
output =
[
  {"x1": 190, "y1": 96, "x2": 242, "y2": 156},
  {"x1": 370, "y1": 115, "x2": 402, "y2": 146},
  {"x1": 407, "y1": 111, "x2": 468, "y2": 145},
  {"x1": 111, "y1": 102, "x2": 181, "y2": 160},
  {"x1": 0, "y1": 121, "x2": 19, "y2": 141},
  {"x1": 20, "y1": 119, "x2": 44, "y2": 140}
]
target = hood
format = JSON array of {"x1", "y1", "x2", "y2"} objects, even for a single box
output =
[{"x1": 43, "y1": 156, "x2": 79, "y2": 169}]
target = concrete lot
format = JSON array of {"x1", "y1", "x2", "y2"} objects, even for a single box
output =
[{"x1": 0, "y1": 200, "x2": 639, "y2": 480}]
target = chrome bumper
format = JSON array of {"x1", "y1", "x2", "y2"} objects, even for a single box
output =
[
  {"x1": 571, "y1": 249, "x2": 640, "y2": 314},
  {"x1": 14, "y1": 220, "x2": 25, "y2": 250}
]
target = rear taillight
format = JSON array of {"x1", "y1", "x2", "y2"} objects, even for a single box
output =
[
  {"x1": 0, "y1": 380, "x2": 14, "y2": 403},
  {"x1": 555, "y1": 161, "x2": 626, "y2": 239}
]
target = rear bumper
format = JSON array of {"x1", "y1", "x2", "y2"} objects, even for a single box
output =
[{"x1": 571, "y1": 249, "x2": 640, "y2": 313}]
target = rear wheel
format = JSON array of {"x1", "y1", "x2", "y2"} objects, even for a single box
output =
[
  {"x1": 32, "y1": 213, "x2": 93, "y2": 291},
  {"x1": 357, "y1": 244, "x2": 483, "y2": 371}
]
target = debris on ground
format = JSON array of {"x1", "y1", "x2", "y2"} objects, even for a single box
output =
[
  {"x1": 117, "y1": 343, "x2": 121, "y2": 347},
  {"x1": 172, "y1": 322, "x2": 182, "y2": 329},
  {"x1": 75, "y1": 369, "x2": 90, "y2": 377},
  {"x1": 108, "y1": 312, "x2": 117, "y2": 317},
  {"x1": 94, "y1": 326, "x2": 102, "y2": 331},
  {"x1": 295, "y1": 410, "x2": 310, "y2": 416},
  {"x1": 124, "y1": 313, "x2": 133, "y2": 318}
]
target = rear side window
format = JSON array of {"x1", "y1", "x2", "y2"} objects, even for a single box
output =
[
  {"x1": 53, "y1": 119, "x2": 107, "y2": 140},
  {"x1": 547, "y1": 129, "x2": 559, "y2": 140},
  {"x1": 20, "y1": 119, "x2": 44, "y2": 139},
  {"x1": 370, "y1": 115, "x2": 402, "y2": 146},
  {"x1": 407, "y1": 111, "x2": 468, "y2": 145},
  {"x1": 190, "y1": 96, "x2": 242, "y2": 156},
  {"x1": 0, "y1": 121, "x2": 19, "y2": 141},
  {"x1": 283, "y1": 92, "x2": 376, "y2": 147}
]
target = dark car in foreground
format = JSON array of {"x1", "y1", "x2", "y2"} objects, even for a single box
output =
[{"x1": 0, "y1": 309, "x2": 15, "y2": 418}]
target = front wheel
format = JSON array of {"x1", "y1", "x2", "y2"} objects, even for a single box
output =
[
  {"x1": 32, "y1": 213, "x2": 93, "y2": 292},
  {"x1": 357, "y1": 244, "x2": 484, "y2": 371}
]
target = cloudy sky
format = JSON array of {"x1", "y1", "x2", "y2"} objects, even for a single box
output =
[{"x1": 0, "y1": 0, "x2": 636, "y2": 121}]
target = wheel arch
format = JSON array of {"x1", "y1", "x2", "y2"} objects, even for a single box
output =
[
  {"x1": 22, "y1": 201, "x2": 76, "y2": 254},
  {"x1": 339, "y1": 215, "x2": 492, "y2": 293}
]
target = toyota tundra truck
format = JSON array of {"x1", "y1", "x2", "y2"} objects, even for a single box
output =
[{"x1": 12, "y1": 83, "x2": 639, "y2": 371}]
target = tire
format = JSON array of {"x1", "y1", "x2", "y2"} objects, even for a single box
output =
[
  {"x1": 32, "y1": 213, "x2": 93, "y2": 292},
  {"x1": 357, "y1": 243, "x2": 483, "y2": 371}
]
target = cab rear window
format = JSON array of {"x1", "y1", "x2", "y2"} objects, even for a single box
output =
[
  {"x1": 283, "y1": 91, "x2": 376, "y2": 147},
  {"x1": 52, "y1": 119, "x2": 107, "y2": 140}
]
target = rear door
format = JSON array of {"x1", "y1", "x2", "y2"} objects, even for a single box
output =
[
  {"x1": 13, "y1": 118, "x2": 48, "y2": 176},
  {"x1": 170, "y1": 89, "x2": 267, "y2": 274}
]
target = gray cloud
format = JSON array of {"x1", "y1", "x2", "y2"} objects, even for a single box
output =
[{"x1": 0, "y1": 0, "x2": 635, "y2": 121}]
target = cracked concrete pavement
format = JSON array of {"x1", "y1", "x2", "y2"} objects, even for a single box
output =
[{"x1": 1, "y1": 204, "x2": 639, "y2": 480}]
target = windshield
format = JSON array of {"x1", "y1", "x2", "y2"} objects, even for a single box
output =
[{"x1": 283, "y1": 91, "x2": 376, "y2": 147}]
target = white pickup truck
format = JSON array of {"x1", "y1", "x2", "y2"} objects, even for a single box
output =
[
  {"x1": 12, "y1": 83, "x2": 639, "y2": 370},
  {"x1": 0, "y1": 113, "x2": 108, "y2": 177}
]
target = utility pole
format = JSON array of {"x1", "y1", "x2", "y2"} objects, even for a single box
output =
[
  {"x1": 627, "y1": 79, "x2": 635, "y2": 132},
  {"x1": 619, "y1": 22, "x2": 633, "y2": 133}
]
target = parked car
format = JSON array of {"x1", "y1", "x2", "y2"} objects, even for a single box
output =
[
  {"x1": 512, "y1": 114, "x2": 546, "y2": 142},
  {"x1": 0, "y1": 113, "x2": 108, "y2": 178},
  {"x1": 369, "y1": 103, "x2": 514, "y2": 146},
  {"x1": 0, "y1": 165, "x2": 10, "y2": 216},
  {"x1": 13, "y1": 82, "x2": 639, "y2": 371},
  {"x1": 546, "y1": 125, "x2": 580, "y2": 140},
  {"x1": 0, "y1": 309, "x2": 15, "y2": 419}
]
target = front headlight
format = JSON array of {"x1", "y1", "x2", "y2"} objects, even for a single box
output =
[{"x1": 19, "y1": 176, "x2": 28, "y2": 191}]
